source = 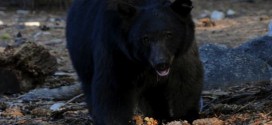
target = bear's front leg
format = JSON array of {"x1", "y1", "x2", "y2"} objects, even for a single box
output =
[
  {"x1": 166, "y1": 80, "x2": 202, "y2": 123},
  {"x1": 166, "y1": 67, "x2": 202, "y2": 123},
  {"x1": 91, "y1": 76, "x2": 136, "y2": 125}
]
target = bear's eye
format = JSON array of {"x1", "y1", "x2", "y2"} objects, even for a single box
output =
[
  {"x1": 165, "y1": 31, "x2": 172, "y2": 39},
  {"x1": 142, "y1": 36, "x2": 150, "y2": 45}
]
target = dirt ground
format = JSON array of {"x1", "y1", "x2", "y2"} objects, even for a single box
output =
[{"x1": 0, "y1": 0, "x2": 272, "y2": 125}]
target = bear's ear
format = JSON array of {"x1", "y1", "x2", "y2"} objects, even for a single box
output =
[
  {"x1": 117, "y1": 3, "x2": 137, "y2": 19},
  {"x1": 170, "y1": 0, "x2": 193, "y2": 16}
]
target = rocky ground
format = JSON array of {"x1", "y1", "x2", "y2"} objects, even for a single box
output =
[{"x1": 0, "y1": 0, "x2": 272, "y2": 124}]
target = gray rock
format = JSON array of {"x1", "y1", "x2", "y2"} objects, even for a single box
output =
[
  {"x1": 268, "y1": 20, "x2": 272, "y2": 36},
  {"x1": 199, "y1": 44, "x2": 228, "y2": 63},
  {"x1": 226, "y1": 9, "x2": 236, "y2": 16},
  {"x1": 16, "y1": 10, "x2": 30, "y2": 15},
  {"x1": 50, "y1": 102, "x2": 65, "y2": 111},
  {"x1": 199, "y1": 44, "x2": 271, "y2": 90},
  {"x1": 236, "y1": 35, "x2": 272, "y2": 66},
  {"x1": 199, "y1": 10, "x2": 211, "y2": 18},
  {"x1": 211, "y1": 10, "x2": 225, "y2": 20}
]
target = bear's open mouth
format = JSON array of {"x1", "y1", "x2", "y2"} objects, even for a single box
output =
[
  {"x1": 155, "y1": 63, "x2": 170, "y2": 77},
  {"x1": 156, "y1": 68, "x2": 170, "y2": 77}
]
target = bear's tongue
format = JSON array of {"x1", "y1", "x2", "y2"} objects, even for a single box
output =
[{"x1": 156, "y1": 68, "x2": 170, "y2": 77}]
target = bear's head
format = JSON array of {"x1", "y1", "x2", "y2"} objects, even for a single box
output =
[{"x1": 118, "y1": 0, "x2": 194, "y2": 77}]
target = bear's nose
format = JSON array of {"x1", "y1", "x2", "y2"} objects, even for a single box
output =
[{"x1": 155, "y1": 63, "x2": 170, "y2": 71}]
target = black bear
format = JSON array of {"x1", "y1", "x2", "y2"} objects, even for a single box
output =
[{"x1": 66, "y1": 0, "x2": 203, "y2": 124}]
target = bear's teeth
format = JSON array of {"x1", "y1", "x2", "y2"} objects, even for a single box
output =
[{"x1": 156, "y1": 68, "x2": 170, "y2": 77}]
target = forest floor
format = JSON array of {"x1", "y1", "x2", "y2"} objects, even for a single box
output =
[{"x1": 0, "y1": 0, "x2": 272, "y2": 124}]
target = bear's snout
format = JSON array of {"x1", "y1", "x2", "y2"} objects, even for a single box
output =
[{"x1": 149, "y1": 45, "x2": 173, "y2": 77}]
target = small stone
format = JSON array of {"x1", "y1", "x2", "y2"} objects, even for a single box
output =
[
  {"x1": 50, "y1": 102, "x2": 65, "y2": 111},
  {"x1": 0, "y1": 20, "x2": 3, "y2": 25},
  {"x1": 199, "y1": 10, "x2": 211, "y2": 18},
  {"x1": 226, "y1": 9, "x2": 236, "y2": 16},
  {"x1": 211, "y1": 10, "x2": 225, "y2": 21},
  {"x1": 16, "y1": 10, "x2": 30, "y2": 15},
  {"x1": 49, "y1": 18, "x2": 56, "y2": 22}
]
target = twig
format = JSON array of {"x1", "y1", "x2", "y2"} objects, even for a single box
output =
[{"x1": 66, "y1": 93, "x2": 84, "y2": 104}]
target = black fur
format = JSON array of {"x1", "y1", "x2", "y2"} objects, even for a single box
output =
[{"x1": 66, "y1": 0, "x2": 203, "y2": 124}]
